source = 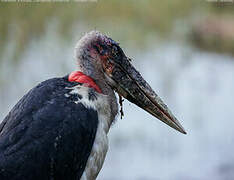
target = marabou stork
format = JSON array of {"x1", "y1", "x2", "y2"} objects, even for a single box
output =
[{"x1": 0, "y1": 31, "x2": 186, "y2": 180}]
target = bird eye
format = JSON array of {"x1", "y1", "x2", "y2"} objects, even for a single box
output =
[
  {"x1": 93, "y1": 44, "x2": 106, "y2": 56},
  {"x1": 112, "y1": 46, "x2": 118, "y2": 53}
]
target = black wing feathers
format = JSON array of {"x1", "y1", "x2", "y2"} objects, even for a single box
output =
[{"x1": 0, "y1": 77, "x2": 98, "y2": 180}]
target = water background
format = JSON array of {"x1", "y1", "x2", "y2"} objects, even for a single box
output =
[{"x1": 1, "y1": 21, "x2": 234, "y2": 179}]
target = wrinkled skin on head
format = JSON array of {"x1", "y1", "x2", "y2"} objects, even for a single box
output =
[{"x1": 75, "y1": 31, "x2": 186, "y2": 134}]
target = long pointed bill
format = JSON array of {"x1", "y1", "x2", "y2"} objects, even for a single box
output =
[{"x1": 107, "y1": 56, "x2": 186, "y2": 134}]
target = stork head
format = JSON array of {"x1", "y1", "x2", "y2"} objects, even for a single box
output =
[{"x1": 75, "y1": 31, "x2": 186, "y2": 134}]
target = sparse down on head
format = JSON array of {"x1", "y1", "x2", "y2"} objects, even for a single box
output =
[{"x1": 75, "y1": 31, "x2": 186, "y2": 134}]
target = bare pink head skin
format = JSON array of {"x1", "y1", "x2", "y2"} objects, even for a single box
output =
[{"x1": 75, "y1": 31, "x2": 186, "y2": 134}]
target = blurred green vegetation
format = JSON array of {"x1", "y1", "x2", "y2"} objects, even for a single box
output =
[
  {"x1": 0, "y1": 0, "x2": 234, "y2": 62},
  {"x1": 0, "y1": 0, "x2": 199, "y2": 62}
]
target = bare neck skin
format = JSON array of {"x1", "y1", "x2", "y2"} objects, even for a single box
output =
[{"x1": 75, "y1": 42, "x2": 118, "y2": 124}]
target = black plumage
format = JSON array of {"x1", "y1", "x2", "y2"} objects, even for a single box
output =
[
  {"x1": 0, "y1": 30, "x2": 187, "y2": 180},
  {"x1": 0, "y1": 76, "x2": 98, "y2": 180}
]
